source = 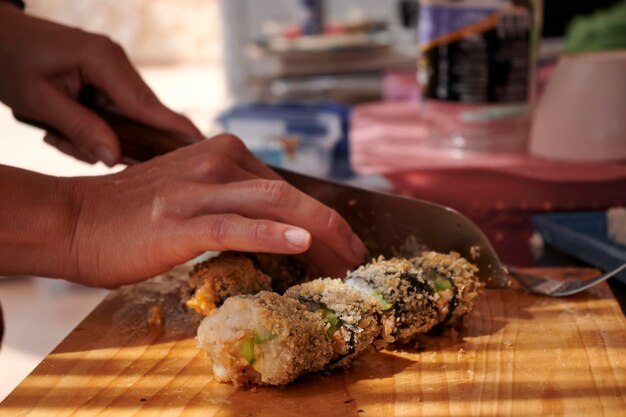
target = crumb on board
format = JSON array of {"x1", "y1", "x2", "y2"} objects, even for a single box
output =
[
  {"x1": 469, "y1": 245, "x2": 480, "y2": 261},
  {"x1": 348, "y1": 199, "x2": 358, "y2": 207},
  {"x1": 147, "y1": 303, "x2": 165, "y2": 330}
]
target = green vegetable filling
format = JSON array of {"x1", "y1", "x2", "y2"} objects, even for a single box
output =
[
  {"x1": 372, "y1": 290, "x2": 393, "y2": 311},
  {"x1": 239, "y1": 336, "x2": 255, "y2": 364},
  {"x1": 433, "y1": 275, "x2": 452, "y2": 292},
  {"x1": 239, "y1": 329, "x2": 276, "y2": 364},
  {"x1": 320, "y1": 308, "x2": 340, "y2": 337}
]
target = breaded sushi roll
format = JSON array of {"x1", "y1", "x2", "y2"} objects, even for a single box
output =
[
  {"x1": 185, "y1": 252, "x2": 272, "y2": 316},
  {"x1": 285, "y1": 278, "x2": 382, "y2": 368},
  {"x1": 250, "y1": 253, "x2": 309, "y2": 293},
  {"x1": 196, "y1": 291, "x2": 333, "y2": 386},
  {"x1": 412, "y1": 251, "x2": 481, "y2": 327},
  {"x1": 345, "y1": 257, "x2": 440, "y2": 344}
]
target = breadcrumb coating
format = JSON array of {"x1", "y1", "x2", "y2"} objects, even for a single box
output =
[
  {"x1": 186, "y1": 253, "x2": 272, "y2": 316},
  {"x1": 412, "y1": 251, "x2": 482, "y2": 326},
  {"x1": 345, "y1": 256, "x2": 440, "y2": 344},
  {"x1": 286, "y1": 278, "x2": 382, "y2": 368}
]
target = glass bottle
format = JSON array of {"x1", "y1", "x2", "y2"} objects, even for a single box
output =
[{"x1": 417, "y1": 0, "x2": 542, "y2": 152}]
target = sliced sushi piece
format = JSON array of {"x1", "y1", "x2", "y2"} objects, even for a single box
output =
[
  {"x1": 285, "y1": 278, "x2": 382, "y2": 368},
  {"x1": 345, "y1": 257, "x2": 440, "y2": 344},
  {"x1": 196, "y1": 291, "x2": 333, "y2": 386},
  {"x1": 411, "y1": 251, "x2": 481, "y2": 327},
  {"x1": 185, "y1": 252, "x2": 272, "y2": 316}
]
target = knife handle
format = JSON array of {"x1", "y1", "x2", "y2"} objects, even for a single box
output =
[{"x1": 14, "y1": 88, "x2": 197, "y2": 162}]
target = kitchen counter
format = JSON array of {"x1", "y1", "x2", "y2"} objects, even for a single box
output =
[{"x1": 0, "y1": 63, "x2": 227, "y2": 402}]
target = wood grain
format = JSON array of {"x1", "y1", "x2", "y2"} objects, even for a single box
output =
[{"x1": 1, "y1": 268, "x2": 625, "y2": 416}]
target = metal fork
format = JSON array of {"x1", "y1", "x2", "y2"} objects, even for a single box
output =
[{"x1": 508, "y1": 262, "x2": 626, "y2": 297}]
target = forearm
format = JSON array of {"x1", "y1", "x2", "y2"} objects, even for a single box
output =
[{"x1": 0, "y1": 165, "x2": 77, "y2": 278}]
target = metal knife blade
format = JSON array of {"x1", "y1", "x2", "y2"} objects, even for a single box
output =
[
  {"x1": 16, "y1": 109, "x2": 509, "y2": 288},
  {"x1": 275, "y1": 167, "x2": 509, "y2": 288}
]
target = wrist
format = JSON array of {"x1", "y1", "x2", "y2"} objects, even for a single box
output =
[
  {"x1": 54, "y1": 175, "x2": 87, "y2": 280},
  {"x1": 0, "y1": 165, "x2": 84, "y2": 280}
]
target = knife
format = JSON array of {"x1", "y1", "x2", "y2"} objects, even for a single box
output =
[{"x1": 16, "y1": 107, "x2": 509, "y2": 288}]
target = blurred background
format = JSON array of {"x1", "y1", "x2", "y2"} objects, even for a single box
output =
[
  {"x1": 19, "y1": 0, "x2": 623, "y2": 265},
  {"x1": 1, "y1": 0, "x2": 625, "y2": 400}
]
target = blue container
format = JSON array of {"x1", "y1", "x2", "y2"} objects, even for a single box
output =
[
  {"x1": 532, "y1": 211, "x2": 626, "y2": 283},
  {"x1": 218, "y1": 102, "x2": 350, "y2": 178}
]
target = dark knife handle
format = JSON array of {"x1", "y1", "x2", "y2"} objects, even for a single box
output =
[{"x1": 14, "y1": 89, "x2": 197, "y2": 163}]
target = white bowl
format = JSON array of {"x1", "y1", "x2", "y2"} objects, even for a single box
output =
[{"x1": 530, "y1": 50, "x2": 626, "y2": 162}]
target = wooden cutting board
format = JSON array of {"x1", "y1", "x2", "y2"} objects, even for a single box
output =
[{"x1": 2, "y1": 267, "x2": 625, "y2": 416}]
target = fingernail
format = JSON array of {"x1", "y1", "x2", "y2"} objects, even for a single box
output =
[
  {"x1": 350, "y1": 234, "x2": 366, "y2": 262},
  {"x1": 94, "y1": 146, "x2": 117, "y2": 167},
  {"x1": 284, "y1": 228, "x2": 311, "y2": 249}
]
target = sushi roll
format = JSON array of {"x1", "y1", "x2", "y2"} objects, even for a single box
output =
[
  {"x1": 411, "y1": 251, "x2": 481, "y2": 327},
  {"x1": 196, "y1": 291, "x2": 333, "y2": 386},
  {"x1": 193, "y1": 251, "x2": 482, "y2": 386},
  {"x1": 185, "y1": 252, "x2": 272, "y2": 316},
  {"x1": 185, "y1": 252, "x2": 308, "y2": 318},
  {"x1": 250, "y1": 253, "x2": 309, "y2": 293},
  {"x1": 345, "y1": 257, "x2": 440, "y2": 344},
  {"x1": 285, "y1": 278, "x2": 382, "y2": 368}
]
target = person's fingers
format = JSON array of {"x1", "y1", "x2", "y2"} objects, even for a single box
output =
[
  {"x1": 28, "y1": 82, "x2": 120, "y2": 166},
  {"x1": 159, "y1": 166, "x2": 258, "y2": 219},
  {"x1": 80, "y1": 35, "x2": 203, "y2": 140},
  {"x1": 178, "y1": 179, "x2": 366, "y2": 265},
  {"x1": 43, "y1": 133, "x2": 96, "y2": 163},
  {"x1": 202, "y1": 134, "x2": 283, "y2": 180},
  {"x1": 170, "y1": 134, "x2": 280, "y2": 181},
  {"x1": 179, "y1": 149, "x2": 259, "y2": 185},
  {"x1": 178, "y1": 214, "x2": 312, "y2": 256},
  {"x1": 301, "y1": 240, "x2": 357, "y2": 278}
]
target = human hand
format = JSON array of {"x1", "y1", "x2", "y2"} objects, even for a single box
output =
[
  {"x1": 0, "y1": 4, "x2": 201, "y2": 166},
  {"x1": 54, "y1": 134, "x2": 366, "y2": 288}
]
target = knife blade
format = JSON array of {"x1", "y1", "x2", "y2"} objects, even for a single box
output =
[{"x1": 16, "y1": 108, "x2": 509, "y2": 288}]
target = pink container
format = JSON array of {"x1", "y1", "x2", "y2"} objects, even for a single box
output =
[{"x1": 350, "y1": 101, "x2": 626, "y2": 265}]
